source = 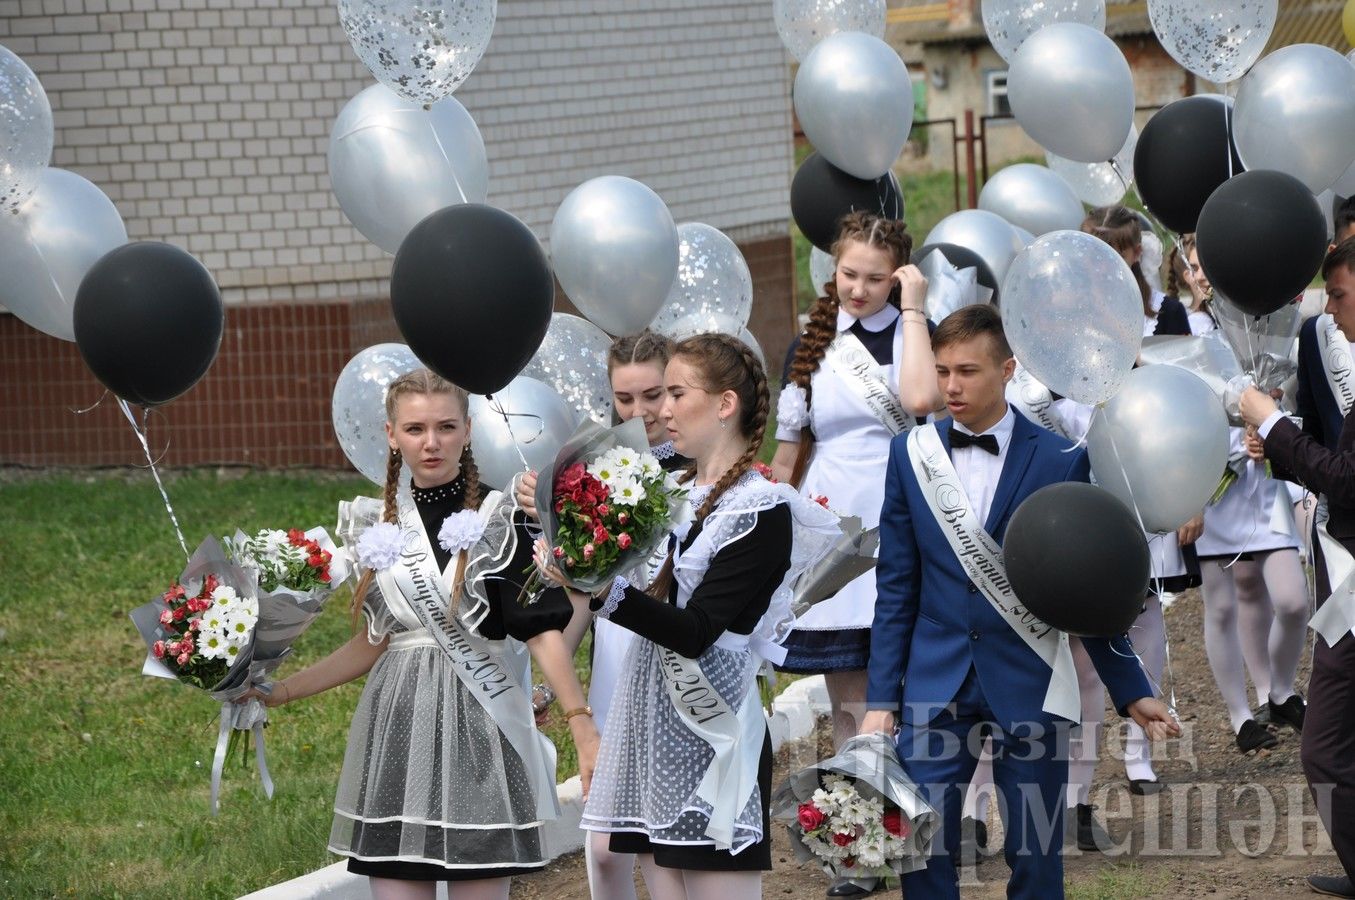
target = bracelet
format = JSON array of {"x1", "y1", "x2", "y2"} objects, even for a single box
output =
[{"x1": 564, "y1": 705, "x2": 594, "y2": 721}]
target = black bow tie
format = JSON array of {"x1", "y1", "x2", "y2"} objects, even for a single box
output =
[{"x1": 950, "y1": 430, "x2": 1000, "y2": 455}]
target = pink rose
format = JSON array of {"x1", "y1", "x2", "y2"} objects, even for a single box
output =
[
  {"x1": 152, "y1": 640, "x2": 166, "y2": 659},
  {"x1": 617, "y1": 512, "x2": 629, "y2": 525},
  {"x1": 159, "y1": 610, "x2": 173, "y2": 626},
  {"x1": 617, "y1": 532, "x2": 632, "y2": 550},
  {"x1": 553, "y1": 546, "x2": 565, "y2": 559},
  {"x1": 593, "y1": 525, "x2": 609, "y2": 544},
  {"x1": 582, "y1": 543, "x2": 595, "y2": 561},
  {"x1": 797, "y1": 802, "x2": 825, "y2": 832},
  {"x1": 596, "y1": 504, "x2": 610, "y2": 517},
  {"x1": 176, "y1": 652, "x2": 191, "y2": 666}
]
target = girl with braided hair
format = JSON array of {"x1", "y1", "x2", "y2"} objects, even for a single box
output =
[
  {"x1": 770, "y1": 211, "x2": 938, "y2": 781},
  {"x1": 1167, "y1": 234, "x2": 1217, "y2": 336},
  {"x1": 534, "y1": 334, "x2": 839, "y2": 899},
  {"x1": 240, "y1": 369, "x2": 597, "y2": 900},
  {"x1": 1082, "y1": 205, "x2": 1191, "y2": 337}
]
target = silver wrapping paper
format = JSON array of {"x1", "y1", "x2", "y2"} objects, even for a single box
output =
[
  {"x1": 1212, "y1": 296, "x2": 1301, "y2": 394},
  {"x1": 790, "y1": 515, "x2": 879, "y2": 615},
  {"x1": 918, "y1": 248, "x2": 993, "y2": 323},
  {"x1": 771, "y1": 732, "x2": 938, "y2": 877}
]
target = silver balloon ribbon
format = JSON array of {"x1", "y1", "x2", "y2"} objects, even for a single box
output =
[
  {"x1": 68, "y1": 388, "x2": 109, "y2": 415},
  {"x1": 485, "y1": 392, "x2": 537, "y2": 473},
  {"x1": 917, "y1": 247, "x2": 992, "y2": 323},
  {"x1": 118, "y1": 399, "x2": 189, "y2": 560}
]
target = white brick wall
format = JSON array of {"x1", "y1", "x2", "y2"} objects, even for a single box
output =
[{"x1": 0, "y1": 0, "x2": 794, "y2": 305}]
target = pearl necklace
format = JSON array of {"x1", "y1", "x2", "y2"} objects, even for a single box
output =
[{"x1": 410, "y1": 473, "x2": 466, "y2": 504}]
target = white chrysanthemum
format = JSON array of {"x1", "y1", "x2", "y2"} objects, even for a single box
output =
[
  {"x1": 438, "y1": 509, "x2": 486, "y2": 554},
  {"x1": 197, "y1": 629, "x2": 228, "y2": 660},
  {"x1": 223, "y1": 611, "x2": 255, "y2": 643},
  {"x1": 212, "y1": 585, "x2": 239, "y2": 610},
  {"x1": 356, "y1": 521, "x2": 403, "y2": 571},
  {"x1": 857, "y1": 841, "x2": 886, "y2": 869},
  {"x1": 608, "y1": 474, "x2": 644, "y2": 506},
  {"x1": 223, "y1": 641, "x2": 243, "y2": 665},
  {"x1": 200, "y1": 608, "x2": 227, "y2": 632},
  {"x1": 636, "y1": 452, "x2": 662, "y2": 478},
  {"x1": 777, "y1": 383, "x2": 810, "y2": 430}
]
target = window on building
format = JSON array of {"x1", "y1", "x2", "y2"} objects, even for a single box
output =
[{"x1": 986, "y1": 70, "x2": 1011, "y2": 117}]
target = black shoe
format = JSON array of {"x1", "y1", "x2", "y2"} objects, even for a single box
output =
[
  {"x1": 1128, "y1": 778, "x2": 1163, "y2": 795},
  {"x1": 1236, "y1": 718, "x2": 1279, "y2": 753},
  {"x1": 826, "y1": 877, "x2": 882, "y2": 897},
  {"x1": 1306, "y1": 874, "x2": 1355, "y2": 898},
  {"x1": 1068, "y1": 803, "x2": 1114, "y2": 853},
  {"x1": 1252, "y1": 703, "x2": 1272, "y2": 726},
  {"x1": 1269, "y1": 694, "x2": 1306, "y2": 732},
  {"x1": 952, "y1": 816, "x2": 989, "y2": 865}
]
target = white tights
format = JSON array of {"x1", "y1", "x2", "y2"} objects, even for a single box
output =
[
  {"x1": 1200, "y1": 549, "x2": 1308, "y2": 733},
  {"x1": 585, "y1": 830, "x2": 638, "y2": 900},
  {"x1": 368, "y1": 877, "x2": 509, "y2": 900},
  {"x1": 636, "y1": 855, "x2": 761, "y2": 900}
]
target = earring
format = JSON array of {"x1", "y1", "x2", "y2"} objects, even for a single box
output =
[{"x1": 718, "y1": 417, "x2": 726, "y2": 429}]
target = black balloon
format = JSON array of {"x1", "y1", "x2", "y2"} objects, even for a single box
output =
[
  {"x1": 791, "y1": 151, "x2": 905, "y2": 252},
  {"x1": 391, "y1": 204, "x2": 554, "y2": 396},
  {"x1": 1002, "y1": 483, "x2": 1149, "y2": 638},
  {"x1": 1134, "y1": 95, "x2": 1244, "y2": 234},
  {"x1": 1195, "y1": 170, "x2": 1327, "y2": 317},
  {"x1": 73, "y1": 242, "x2": 223, "y2": 406},
  {"x1": 913, "y1": 242, "x2": 1000, "y2": 304}
]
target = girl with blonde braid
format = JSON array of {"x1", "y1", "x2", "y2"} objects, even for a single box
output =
[
  {"x1": 535, "y1": 334, "x2": 839, "y2": 900},
  {"x1": 240, "y1": 369, "x2": 597, "y2": 900}
]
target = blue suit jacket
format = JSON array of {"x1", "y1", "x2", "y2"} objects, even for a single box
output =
[
  {"x1": 866, "y1": 409, "x2": 1152, "y2": 728},
  {"x1": 1296, "y1": 316, "x2": 1345, "y2": 453}
]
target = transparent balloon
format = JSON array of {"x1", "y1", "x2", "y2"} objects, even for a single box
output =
[
  {"x1": 0, "y1": 168, "x2": 127, "y2": 342},
  {"x1": 1008, "y1": 22, "x2": 1134, "y2": 164},
  {"x1": 773, "y1": 0, "x2": 886, "y2": 61},
  {"x1": 923, "y1": 209, "x2": 1026, "y2": 287},
  {"x1": 793, "y1": 32, "x2": 914, "y2": 180},
  {"x1": 981, "y1": 0, "x2": 1106, "y2": 63},
  {"x1": 0, "y1": 46, "x2": 53, "y2": 215},
  {"x1": 1148, "y1": 0, "x2": 1276, "y2": 84},
  {"x1": 810, "y1": 246, "x2": 836, "y2": 298},
  {"x1": 1234, "y1": 44, "x2": 1355, "y2": 194},
  {"x1": 520, "y1": 313, "x2": 614, "y2": 427},
  {"x1": 651, "y1": 223, "x2": 754, "y2": 336},
  {"x1": 329, "y1": 84, "x2": 488, "y2": 254},
  {"x1": 550, "y1": 175, "x2": 679, "y2": 337},
  {"x1": 337, "y1": 0, "x2": 495, "y2": 105},
  {"x1": 332, "y1": 343, "x2": 422, "y2": 484},
  {"x1": 1087, "y1": 365, "x2": 1229, "y2": 533},
  {"x1": 1046, "y1": 126, "x2": 1136, "y2": 208},
  {"x1": 667, "y1": 312, "x2": 766, "y2": 372},
  {"x1": 1000, "y1": 230, "x2": 1142, "y2": 405},
  {"x1": 978, "y1": 163, "x2": 1086, "y2": 237},
  {"x1": 467, "y1": 376, "x2": 577, "y2": 492}
]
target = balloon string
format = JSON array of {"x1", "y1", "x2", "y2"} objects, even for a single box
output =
[
  {"x1": 485, "y1": 393, "x2": 539, "y2": 473},
  {"x1": 1099, "y1": 405, "x2": 1153, "y2": 540},
  {"x1": 425, "y1": 116, "x2": 468, "y2": 204},
  {"x1": 1120, "y1": 555, "x2": 1180, "y2": 722},
  {"x1": 69, "y1": 389, "x2": 109, "y2": 415},
  {"x1": 118, "y1": 399, "x2": 189, "y2": 561}
]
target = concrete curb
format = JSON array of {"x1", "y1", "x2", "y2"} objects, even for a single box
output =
[{"x1": 241, "y1": 675, "x2": 828, "y2": 899}]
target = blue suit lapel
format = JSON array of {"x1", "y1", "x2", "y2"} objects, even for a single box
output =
[{"x1": 985, "y1": 408, "x2": 1037, "y2": 536}]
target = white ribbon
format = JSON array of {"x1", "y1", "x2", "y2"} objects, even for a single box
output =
[
  {"x1": 906, "y1": 424, "x2": 1081, "y2": 722},
  {"x1": 379, "y1": 501, "x2": 559, "y2": 822},
  {"x1": 823, "y1": 331, "x2": 913, "y2": 437},
  {"x1": 1317, "y1": 313, "x2": 1355, "y2": 418},
  {"x1": 1310, "y1": 499, "x2": 1355, "y2": 647},
  {"x1": 208, "y1": 697, "x2": 273, "y2": 817}
]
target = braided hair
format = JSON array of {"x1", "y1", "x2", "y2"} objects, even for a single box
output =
[
  {"x1": 787, "y1": 210, "x2": 912, "y2": 485},
  {"x1": 606, "y1": 329, "x2": 674, "y2": 376},
  {"x1": 646, "y1": 333, "x2": 771, "y2": 600},
  {"x1": 1083, "y1": 205, "x2": 1153, "y2": 317},
  {"x1": 350, "y1": 368, "x2": 482, "y2": 626}
]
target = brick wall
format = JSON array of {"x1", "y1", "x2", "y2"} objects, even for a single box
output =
[{"x1": 0, "y1": 0, "x2": 798, "y2": 467}]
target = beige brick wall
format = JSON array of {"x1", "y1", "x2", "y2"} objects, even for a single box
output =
[{"x1": 0, "y1": 0, "x2": 794, "y2": 306}]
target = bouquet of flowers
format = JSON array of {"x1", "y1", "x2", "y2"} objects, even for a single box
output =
[
  {"x1": 528, "y1": 417, "x2": 688, "y2": 595},
  {"x1": 772, "y1": 733, "x2": 937, "y2": 879},
  {"x1": 129, "y1": 527, "x2": 349, "y2": 814}
]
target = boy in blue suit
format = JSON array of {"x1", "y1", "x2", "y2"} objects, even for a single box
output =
[{"x1": 860, "y1": 306, "x2": 1178, "y2": 899}]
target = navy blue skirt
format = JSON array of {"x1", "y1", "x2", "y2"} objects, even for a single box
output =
[{"x1": 775, "y1": 626, "x2": 871, "y2": 674}]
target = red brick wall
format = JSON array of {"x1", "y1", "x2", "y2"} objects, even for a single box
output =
[{"x1": 0, "y1": 235, "x2": 794, "y2": 468}]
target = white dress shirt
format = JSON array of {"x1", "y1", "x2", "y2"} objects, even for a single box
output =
[
  {"x1": 951, "y1": 406, "x2": 1016, "y2": 526},
  {"x1": 837, "y1": 303, "x2": 900, "y2": 333}
]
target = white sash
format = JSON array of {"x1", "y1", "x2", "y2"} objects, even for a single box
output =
[
  {"x1": 1310, "y1": 501, "x2": 1355, "y2": 647},
  {"x1": 1008, "y1": 365, "x2": 1070, "y2": 439},
  {"x1": 822, "y1": 330, "x2": 912, "y2": 437},
  {"x1": 906, "y1": 424, "x2": 1080, "y2": 722},
  {"x1": 1317, "y1": 313, "x2": 1355, "y2": 418},
  {"x1": 378, "y1": 502, "x2": 559, "y2": 822}
]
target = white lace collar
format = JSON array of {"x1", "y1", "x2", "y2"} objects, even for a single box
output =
[
  {"x1": 837, "y1": 304, "x2": 900, "y2": 333},
  {"x1": 651, "y1": 440, "x2": 677, "y2": 460}
]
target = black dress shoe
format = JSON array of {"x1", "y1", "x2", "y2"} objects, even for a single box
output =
[
  {"x1": 1269, "y1": 694, "x2": 1306, "y2": 732},
  {"x1": 1252, "y1": 703, "x2": 1272, "y2": 726},
  {"x1": 951, "y1": 815, "x2": 989, "y2": 865},
  {"x1": 826, "y1": 877, "x2": 881, "y2": 897},
  {"x1": 1068, "y1": 803, "x2": 1114, "y2": 853},
  {"x1": 1306, "y1": 873, "x2": 1355, "y2": 898},
  {"x1": 1128, "y1": 778, "x2": 1163, "y2": 795},
  {"x1": 1236, "y1": 718, "x2": 1279, "y2": 753}
]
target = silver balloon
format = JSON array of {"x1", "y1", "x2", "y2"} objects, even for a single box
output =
[
  {"x1": 332, "y1": 343, "x2": 421, "y2": 484},
  {"x1": 667, "y1": 311, "x2": 766, "y2": 372},
  {"x1": 773, "y1": 0, "x2": 886, "y2": 61},
  {"x1": 0, "y1": 168, "x2": 127, "y2": 342},
  {"x1": 550, "y1": 175, "x2": 679, "y2": 337},
  {"x1": 0, "y1": 46, "x2": 53, "y2": 215},
  {"x1": 651, "y1": 223, "x2": 754, "y2": 336},
  {"x1": 467, "y1": 376, "x2": 576, "y2": 492},
  {"x1": 981, "y1": 0, "x2": 1105, "y2": 63},
  {"x1": 923, "y1": 209, "x2": 1026, "y2": 287},
  {"x1": 520, "y1": 313, "x2": 613, "y2": 427},
  {"x1": 793, "y1": 32, "x2": 914, "y2": 180},
  {"x1": 810, "y1": 246, "x2": 835, "y2": 297},
  {"x1": 337, "y1": 0, "x2": 495, "y2": 105},
  {"x1": 978, "y1": 163, "x2": 1086, "y2": 237},
  {"x1": 1148, "y1": 0, "x2": 1276, "y2": 84},
  {"x1": 1000, "y1": 230, "x2": 1142, "y2": 406},
  {"x1": 1088, "y1": 365, "x2": 1229, "y2": 533},
  {"x1": 329, "y1": 84, "x2": 488, "y2": 254},
  {"x1": 1007, "y1": 22, "x2": 1134, "y2": 164},
  {"x1": 1234, "y1": 44, "x2": 1355, "y2": 194},
  {"x1": 1045, "y1": 126, "x2": 1136, "y2": 207}
]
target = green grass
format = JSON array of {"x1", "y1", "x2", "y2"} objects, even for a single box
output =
[{"x1": 1066, "y1": 862, "x2": 1171, "y2": 900}]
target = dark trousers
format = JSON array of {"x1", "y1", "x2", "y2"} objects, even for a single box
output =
[{"x1": 1302, "y1": 631, "x2": 1355, "y2": 880}]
